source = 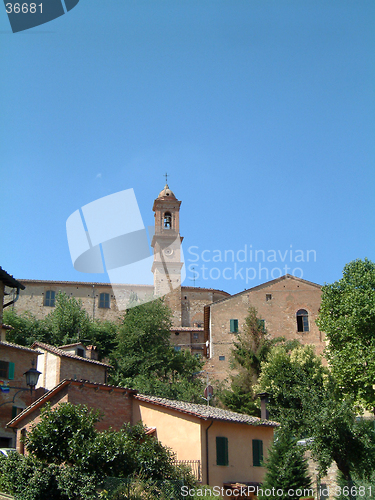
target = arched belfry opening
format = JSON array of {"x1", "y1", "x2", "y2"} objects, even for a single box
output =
[{"x1": 164, "y1": 212, "x2": 172, "y2": 229}]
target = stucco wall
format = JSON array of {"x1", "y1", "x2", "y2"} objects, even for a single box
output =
[
  {"x1": 203, "y1": 420, "x2": 274, "y2": 490},
  {"x1": 133, "y1": 399, "x2": 202, "y2": 462}
]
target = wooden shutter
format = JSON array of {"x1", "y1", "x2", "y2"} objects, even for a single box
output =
[
  {"x1": 230, "y1": 319, "x2": 238, "y2": 333},
  {"x1": 252, "y1": 439, "x2": 263, "y2": 466},
  {"x1": 216, "y1": 436, "x2": 228, "y2": 466},
  {"x1": 11, "y1": 406, "x2": 18, "y2": 419},
  {"x1": 8, "y1": 362, "x2": 15, "y2": 380}
]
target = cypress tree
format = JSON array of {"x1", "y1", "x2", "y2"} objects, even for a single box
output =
[{"x1": 259, "y1": 430, "x2": 312, "y2": 500}]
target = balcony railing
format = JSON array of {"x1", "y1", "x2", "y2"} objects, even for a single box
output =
[{"x1": 176, "y1": 460, "x2": 202, "y2": 482}]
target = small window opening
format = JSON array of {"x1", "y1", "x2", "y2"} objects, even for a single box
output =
[
  {"x1": 296, "y1": 309, "x2": 309, "y2": 332},
  {"x1": 99, "y1": 293, "x2": 110, "y2": 309},
  {"x1": 266, "y1": 294, "x2": 272, "y2": 301},
  {"x1": 44, "y1": 290, "x2": 56, "y2": 307},
  {"x1": 164, "y1": 212, "x2": 172, "y2": 229},
  {"x1": 76, "y1": 348, "x2": 85, "y2": 358},
  {"x1": 229, "y1": 319, "x2": 238, "y2": 333}
]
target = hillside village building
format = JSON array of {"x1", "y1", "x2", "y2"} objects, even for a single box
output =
[
  {"x1": 6, "y1": 184, "x2": 325, "y2": 382},
  {"x1": 8, "y1": 378, "x2": 278, "y2": 497}
]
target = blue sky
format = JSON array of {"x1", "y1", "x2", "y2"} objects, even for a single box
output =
[{"x1": 1, "y1": 0, "x2": 374, "y2": 295}]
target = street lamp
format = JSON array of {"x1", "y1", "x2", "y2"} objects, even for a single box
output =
[
  {"x1": 0, "y1": 360, "x2": 42, "y2": 408},
  {"x1": 24, "y1": 362, "x2": 42, "y2": 393}
]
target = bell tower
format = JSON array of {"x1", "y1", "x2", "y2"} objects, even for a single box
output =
[{"x1": 151, "y1": 183, "x2": 183, "y2": 324}]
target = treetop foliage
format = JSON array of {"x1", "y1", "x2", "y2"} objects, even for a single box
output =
[{"x1": 317, "y1": 258, "x2": 375, "y2": 409}]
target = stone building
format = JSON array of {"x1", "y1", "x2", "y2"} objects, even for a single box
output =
[
  {"x1": 32, "y1": 341, "x2": 111, "y2": 391},
  {"x1": 203, "y1": 274, "x2": 324, "y2": 381},
  {"x1": 8, "y1": 382, "x2": 278, "y2": 498},
  {"x1": 7, "y1": 184, "x2": 325, "y2": 383}
]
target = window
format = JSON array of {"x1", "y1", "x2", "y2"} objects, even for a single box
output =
[
  {"x1": 0, "y1": 361, "x2": 14, "y2": 380},
  {"x1": 44, "y1": 290, "x2": 56, "y2": 307},
  {"x1": 99, "y1": 293, "x2": 110, "y2": 309},
  {"x1": 296, "y1": 309, "x2": 309, "y2": 332},
  {"x1": 76, "y1": 348, "x2": 85, "y2": 358},
  {"x1": 216, "y1": 437, "x2": 229, "y2": 466},
  {"x1": 12, "y1": 406, "x2": 23, "y2": 419},
  {"x1": 252, "y1": 439, "x2": 263, "y2": 466},
  {"x1": 266, "y1": 294, "x2": 272, "y2": 301},
  {"x1": 229, "y1": 319, "x2": 238, "y2": 333},
  {"x1": 164, "y1": 212, "x2": 172, "y2": 229},
  {"x1": 193, "y1": 333, "x2": 199, "y2": 340},
  {"x1": 219, "y1": 355, "x2": 225, "y2": 361},
  {"x1": 174, "y1": 346, "x2": 181, "y2": 352},
  {"x1": 258, "y1": 319, "x2": 265, "y2": 332}
]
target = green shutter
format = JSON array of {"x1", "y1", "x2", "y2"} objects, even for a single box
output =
[
  {"x1": 253, "y1": 439, "x2": 263, "y2": 466},
  {"x1": 12, "y1": 406, "x2": 18, "y2": 419},
  {"x1": 216, "y1": 436, "x2": 228, "y2": 466},
  {"x1": 8, "y1": 362, "x2": 15, "y2": 380},
  {"x1": 230, "y1": 319, "x2": 238, "y2": 333}
]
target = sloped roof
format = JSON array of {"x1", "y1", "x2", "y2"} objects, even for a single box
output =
[
  {"x1": 0, "y1": 340, "x2": 41, "y2": 354},
  {"x1": 7, "y1": 379, "x2": 137, "y2": 428},
  {"x1": 0, "y1": 267, "x2": 25, "y2": 290},
  {"x1": 208, "y1": 274, "x2": 321, "y2": 309},
  {"x1": 31, "y1": 342, "x2": 112, "y2": 368},
  {"x1": 135, "y1": 394, "x2": 279, "y2": 427},
  {"x1": 170, "y1": 327, "x2": 204, "y2": 332}
]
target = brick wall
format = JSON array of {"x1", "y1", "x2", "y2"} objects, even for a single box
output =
[
  {"x1": 0, "y1": 345, "x2": 39, "y2": 448},
  {"x1": 206, "y1": 276, "x2": 324, "y2": 381},
  {"x1": 13, "y1": 382, "x2": 134, "y2": 453},
  {"x1": 59, "y1": 357, "x2": 107, "y2": 385}
]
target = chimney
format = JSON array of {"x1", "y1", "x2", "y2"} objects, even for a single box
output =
[
  {"x1": 86, "y1": 345, "x2": 99, "y2": 360},
  {"x1": 257, "y1": 392, "x2": 269, "y2": 420}
]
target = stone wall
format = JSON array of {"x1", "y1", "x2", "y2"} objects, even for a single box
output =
[{"x1": 206, "y1": 275, "x2": 324, "y2": 382}]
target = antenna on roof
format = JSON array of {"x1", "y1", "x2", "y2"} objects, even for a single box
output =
[{"x1": 189, "y1": 267, "x2": 197, "y2": 287}]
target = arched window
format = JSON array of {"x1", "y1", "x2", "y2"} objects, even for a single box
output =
[
  {"x1": 44, "y1": 290, "x2": 56, "y2": 307},
  {"x1": 99, "y1": 293, "x2": 110, "y2": 309},
  {"x1": 164, "y1": 212, "x2": 172, "y2": 229},
  {"x1": 296, "y1": 309, "x2": 309, "y2": 332}
]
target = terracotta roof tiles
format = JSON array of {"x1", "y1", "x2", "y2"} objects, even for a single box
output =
[
  {"x1": 135, "y1": 394, "x2": 279, "y2": 427},
  {"x1": 31, "y1": 342, "x2": 112, "y2": 368}
]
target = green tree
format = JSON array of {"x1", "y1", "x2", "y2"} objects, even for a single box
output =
[
  {"x1": 0, "y1": 403, "x2": 196, "y2": 499},
  {"x1": 26, "y1": 402, "x2": 99, "y2": 464},
  {"x1": 316, "y1": 258, "x2": 375, "y2": 411},
  {"x1": 4, "y1": 293, "x2": 117, "y2": 360},
  {"x1": 256, "y1": 344, "x2": 375, "y2": 483},
  {"x1": 259, "y1": 430, "x2": 312, "y2": 500},
  {"x1": 220, "y1": 306, "x2": 299, "y2": 416},
  {"x1": 309, "y1": 383, "x2": 375, "y2": 483},
  {"x1": 256, "y1": 344, "x2": 328, "y2": 437},
  {"x1": 3, "y1": 309, "x2": 49, "y2": 346},
  {"x1": 110, "y1": 298, "x2": 204, "y2": 402},
  {"x1": 44, "y1": 291, "x2": 93, "y2": 346}
]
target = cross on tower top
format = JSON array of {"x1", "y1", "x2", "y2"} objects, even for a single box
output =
[{"x1": 164, "y1": 172, "x2": 168, "y2": 184}]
